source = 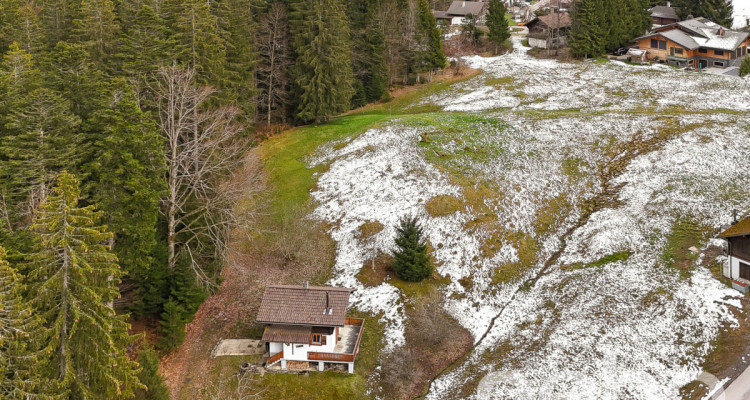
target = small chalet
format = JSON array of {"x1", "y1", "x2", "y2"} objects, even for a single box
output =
[
  {"x1": 444, "y1": 1, "x2": 489, "y2": 26},
  {"x1": 632, "y1": 18, "x2": 750, "y2": 70},
  {"x1": 649, "y1": 3, "x2": 679, "y2": 27},
  {"x1": 433, "y1": 10, "x2": 452, "y2": 26},
  {"x1": 720, "y1": 216, "x2": 750, "y2": 293},
  {"x1": 257, "y1": 284, "x2": 364, "y2": 373},
  {"x1": 525, "y1": 12, "x2": 572, "y2": 49}
]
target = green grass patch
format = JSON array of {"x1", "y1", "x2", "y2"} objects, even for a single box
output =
[
  {"x1": 562, "y1": 251, "x2": 632, "y2": 271},
  {"x1": 662, "y1": 217, "x2": 711, "y2": 279}
]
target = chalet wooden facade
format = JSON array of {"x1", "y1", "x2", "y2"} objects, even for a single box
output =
[
  {"x1": 525, "y1": 13, "x2": 571, "y2": 49},
  {"x1": 256, "y1": 284, "x2": 364, "y2": 373},
  {"x1": 720, "y1": 217, "x2": 750, "y2": 293},
  {"x1": 632, "y1": 18, "x2": 750, "y2": 70}
]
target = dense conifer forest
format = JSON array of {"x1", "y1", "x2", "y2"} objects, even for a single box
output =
[{"x1": 0, "y1": 0, "x2": 446, "y2": 397}]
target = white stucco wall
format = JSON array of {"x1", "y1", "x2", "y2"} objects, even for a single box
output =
[
  {"x1": 269, "y1": 342, "x2": 282, "y2": 355},
  {"x1": 729, "y1": 255, "x2": 750, "y2": 280},
  {"x1": 282, "y1": 343, "x2": 309, "y2": 361}
]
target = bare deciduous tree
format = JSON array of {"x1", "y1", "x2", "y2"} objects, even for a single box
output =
[
  {"x1": 152, "y1": 65, "x2": 250, "y2": 289},
  {"x1": 256, "y1": 2, "x2": 291, "y2": 126},
  {"x1": 199, "y1": 371, "x2": 264, "y2": 400}
]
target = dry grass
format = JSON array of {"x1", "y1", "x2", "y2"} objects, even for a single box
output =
[{"x1": 425, "y1": 195, "x2": 465, "y2": 218}]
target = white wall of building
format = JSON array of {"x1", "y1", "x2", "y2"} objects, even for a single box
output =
[
  {"x1": 729, "y1": 255, "x2": 750, "y2": 280},
  {"x1": 282, "y1": 343, "x2": 309, "y2": 361},
  {"x1": 269, "y1": 342, "x2": 282, "y2": 355}
]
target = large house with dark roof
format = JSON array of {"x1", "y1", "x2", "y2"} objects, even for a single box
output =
[
  {"x1": 632, "y1": 18, "x2": 750, "y2": 70},
  {"x1": 444, "y1": 1, "x2": 488, "y2": 25},
  {"x1": 720, "y1": 216, "x2": 750, "y2": 293},
  {"x1": 257, "y1": 284, "x2": 364, "y2": 373}
]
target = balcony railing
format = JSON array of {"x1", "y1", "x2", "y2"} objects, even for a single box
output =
[
  {"x1": 267, "y1": 351, "x2": 283, "y2": 365},
  {"x1": 308, "y1": 317, "x2": 365, "y2": 363}
]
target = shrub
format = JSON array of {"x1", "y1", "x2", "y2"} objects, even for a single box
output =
[
  {"x1": 741, "y1": 57, "x2": 750, "y2": 77},
  {"x1": 391, "y1": 216, "x2": 432, "y2": 282}
]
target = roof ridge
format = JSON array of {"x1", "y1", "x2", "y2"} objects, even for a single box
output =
[{"x1": 267, "y1": 284, "x2": 353, "y2": 292}]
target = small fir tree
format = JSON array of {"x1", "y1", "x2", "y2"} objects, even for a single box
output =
[{"x1": 391, "y1": 216, "x2": 432, "y2": 282}]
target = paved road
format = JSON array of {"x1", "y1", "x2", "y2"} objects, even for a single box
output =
[{"x1": 720, "y1": 365, "x2": 750, "y2": 400}]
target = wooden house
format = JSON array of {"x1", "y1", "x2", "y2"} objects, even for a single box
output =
[
  {"x1": 525, "y1": 12, "x2": 572, "y2": 49},
  {"x1": 720, "y1": 217, "x2": 750, "y2": 293},
  {"x1": 649, "y1": 3, "x2": 679, "y2": 27},
  {"x1": 632, "y1": 18, "x2": 750, "y2": 70},
  {"x1": 257, "y1": 284, "x2": 364, "y2": 373},
  {"x1": 445, "y1": 1, "x2": 489, "y2": 25}
]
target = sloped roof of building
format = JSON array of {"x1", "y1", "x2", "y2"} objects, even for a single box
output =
[
  {"x1": 261, "y1": 324, "x2": 311, "y2": 344},
  {"x1": 720, "y1": 216, "x2": 750, "y2": 238},
  {"x1": 527, "y1": 12, "x2": 572, "y2": 30},
  {"x1": 256, "y1": 285, "x2": 353, "y2": 327},
  {"x1": 446, "y1": 1, "x2": 486, "y2": 17},
  {"x1": 433, "y1": 10, "x2": 450, "y2": 19},
  {"x1": 634, "y1": 18, "x2": 748, "y2": 51},
  {"x1": 650, "y1": 5, "x2": 679, "y2": 20}
]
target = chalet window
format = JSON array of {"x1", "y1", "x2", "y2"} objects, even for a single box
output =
[
  {"x1": 651, "y1": 39, "x2": 658, "y2": 49},
  {"x1": 659, "y1": 40, "x2": 667, "y2": 50},
  {"x1": 699, "y1": 48, "x2": 708, "y2": 54},
  {"x1": 714, "y1": 61, "x2": 724, "y2": 67},
  {"x1": 674, "y1": 48, "x2": 683, "y2": 55},
  {"x1": 741, "y1": 262, "x2": 750, "y2": 281},
  {"x1": 715, "y1": 50, "x2": 724, "y2": 56},
  {"x1": 311, "y1": 334, "x2": 322, "y2": 345}
]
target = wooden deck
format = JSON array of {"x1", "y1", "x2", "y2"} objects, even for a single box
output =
[{"x1": 308, "y1": 317, "x2": 364, "y2": 363}]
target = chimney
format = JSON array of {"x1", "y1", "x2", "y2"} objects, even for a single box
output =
[
  {"x1": 303, "y1": 281, "x2": 309, "y2": 289},
  {"x1": 733, "y1": 209, "x2": 738, "y2": 224},
  {"x1": 462, "y1": 1, "x2": 466, "y2": 7},
  {"x1": 667, "y1": 1, "x2": 671, "y2": 7}
]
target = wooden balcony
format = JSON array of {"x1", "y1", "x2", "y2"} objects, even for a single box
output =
[{"x1": 308, "y1": 317, "x2": 364, "y2": 363}]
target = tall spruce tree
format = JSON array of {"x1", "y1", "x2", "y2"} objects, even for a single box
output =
[
  {"x1": 569, "y1": 0, "x2": 605, "y2": 58},
  {"x1": 119, "y1": 4, "x2": 175, "y2": 78},
  {"x1": 349, "y1": 0, "x2": 388, "y2": 107},
  {"x1": 486, "y1": 0, "x2": 511, "y2": 53},
  {"x1": 256, "y1": 1, "x2": 292, "y2": 125},
  {"x1": 415, "y1": 0, "x2": 446, "y2": 74},
  {"x1": 82, "y1": 78, "x2": 166, "y2": 292},
  {"x1": 0, "y1": 246, "x2": 44, "y2": 398},
  {"x1": 290, "y1": 0, "x2": 354, "y2": 122},
  {"x1": 71, "y1": 0, "x2": 121, "y2": 67},
  {"x1": 29, "y1": 171, "x2": 142, "y2": 398}
]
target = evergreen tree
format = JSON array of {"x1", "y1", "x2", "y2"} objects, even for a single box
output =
[
  {"x1": 289, "y1": 0, "x2": 354, "y2": 122},
  {"x1": 569, "y1": 0, "x2": 605, "y2": 58},
  {"x1": 0, "y1": 246, "x2": 44, "y2": 398},
  {"x1": 415, "y1": 0, "x2": 446, "y2": 73},
  {"x1": 700, "y1": 0, "x2": 733, "y2": 27},
  {"x1": 391, "y1": 215, "x2": 432, "y2": 282},
  {"x1": 41, "y1": 0, "x2": 77, "y2": 46},
  {"x1": 71, "y1": 0, "x2": 121, "y2": 67},
  {"x1": 156, "y1": 300, "x2": 186, "y2": 352},
  {"x1": 166, "y1": 0, "x2": 227, "y2": 85},
  {"x1": 133, "y1": 346, "x2": 169, "y2": 400},
  {"x1": 349, "y1": 0, "x2": 388, "y2": 107},
  {"x1": 82, "y1": 78, "x2": 166, "y2": 293},
  {"x1": 29, "y1": 171, "x2": 142, "y2": 398},
  {"x1": 0, "y1": 45, "x2": 81, "y2": 227},
  {"x1": 119, "y1": 4, "x2": 175, "y2": 78},
  {"x1": 256, "y1": 1, "x2": 292, "y2": 125},
  {"x1": 740, "y1": 56, "x2": 750, "y2": 76},
  {"x1": 486, "y1": 0, "x2": 511, "y2": 53}
]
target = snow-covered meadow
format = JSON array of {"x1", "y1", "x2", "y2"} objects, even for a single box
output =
[{"x1": 309, "y1": 36, "x2": 750, "y2": 398}]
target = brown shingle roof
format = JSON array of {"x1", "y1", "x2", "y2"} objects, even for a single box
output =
[
  {"x1": 720, "y1": 216, "x2": 750, "y2": 238},
  {"x1": 261, "y1": 324, "x2": 311, "y2": 344},
  {"x1": 528, "y1": 13, "x2": 572, "y2": 30},
  {"x1": 256, "y1": 285, "x2": 353, "y2": 326},
  {"x1": 446, "y1": 1, "x2": 486, "y2": 17}
]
